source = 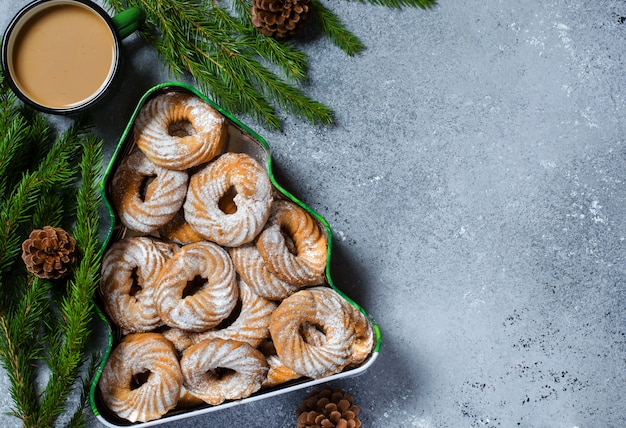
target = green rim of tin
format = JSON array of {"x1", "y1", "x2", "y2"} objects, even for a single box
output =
[{"x1": 90, "y1": 81, "x2": 381, "y2": 419}]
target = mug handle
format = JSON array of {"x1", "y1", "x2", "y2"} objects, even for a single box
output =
[{"x1": 112, "y1": 7, "x2": 146, "y2": 39}]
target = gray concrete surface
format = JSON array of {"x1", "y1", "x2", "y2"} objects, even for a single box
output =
[{"x1": 1, "y1": 0, "x2": 625, "y2": 426}]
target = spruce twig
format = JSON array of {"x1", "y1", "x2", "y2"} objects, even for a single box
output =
[
  {"x1": 0, "y1": 67, "x2": 105, "y2": 427},
  {"x1": 311, "y1": 0, "x2": 364, "y2": 56},
  {"x1": 30, "y1": 187, "x2": 71, "y2": 232},
  {"x1": 34, "y1": 134, "x2": 103, "y2": 427},
  {"x1": 66, "y1": 352, "x2": 101, "y2": 428},
  {"x1": 107, "y1": 0, "x2": 334, "y2": 129},
  {"x1": 103, "y1": 0, "x2": 436, "y2": 129},
  {"x1": 0, "y1": 74, "x2": 50, "y2": 195},
  {"x1": 0, "y1": 124, "x2": 81, "y2": 295},
  {"x1": 0, "y1": 276, "x2": 50, "y2": 424}
]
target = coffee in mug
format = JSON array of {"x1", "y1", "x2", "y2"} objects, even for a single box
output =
[{"x1": 2, "y1": 0, "x2": 144, "y2": 114}]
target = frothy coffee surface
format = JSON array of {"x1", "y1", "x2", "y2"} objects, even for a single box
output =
[{"x1": 11, "y1": 3, "x2": 116, "y2": 109}]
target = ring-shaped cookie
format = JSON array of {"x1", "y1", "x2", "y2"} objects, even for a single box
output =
[
  {"x1": 159, "y1": 210, "x2": 204, "y2": 246},
  {"x1": 295, "y1": 297, "x2": 374, "y2": 366},
  {"x1": 180, "y1": 338, "x2": 268, "y2": 405},
  {"x1": 257, "y1": 200, "x2": 327, "y2": 286},
  {"x1": 155, "y1": 242, "x2": 238, "y2": 331},
  {"x1": 269, "y1": 286, "x2": 354, "y2": 379},
  {"x1": 101, "y1": 237, "x2": 178, "y2": 334},
  {"x1": 230, "y1": 242, "x2": 300, "y2": 300},
  {"x1": 184, "y1": 152, "x2": 273, "y2": 247},
  {"x1": 191, "y1": 279, "x2": 277, "y2": 348},
  {"x1": 162, "y1": 280, "x2": 277, "y2": 352},
  {"x1": 262, "y1": 354, "x2": 301, "y2": 388},
  {"x1": 98, "y1": 333, "x2": 183, "y2": 423},
  {"x1": 110, "y1": 150, "x2": 188, "y2": 233},
  {"x1": 134, "y1": 92, "x2": 227, "y2": 170},
  {"x1": 345, "y1": 303, "x2": 375, "y2": 366}
]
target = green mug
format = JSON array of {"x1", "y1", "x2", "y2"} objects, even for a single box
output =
[{"x1": 1, "y1": 0, "x2": 145, "y2": 114}]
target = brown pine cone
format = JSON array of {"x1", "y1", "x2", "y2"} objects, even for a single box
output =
[
  {"x1": 21, "y1": 226, "x2": 76, "y2": 279},
  {"x1": 296, "y1": 386, "x2": 362, "y2": 428},
  {"x1": 251, "y1": 0, "x2": 311, "y2": 39}
]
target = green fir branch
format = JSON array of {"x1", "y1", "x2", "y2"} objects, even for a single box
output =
[
  {"x1": 35, "y1": 135, "x2": 103, "y2": 427},
  {"x1": 101, "y1": 0, "x2": 435, "y2": 129},
  {"x1": 0, "y1": 69, "x2": 105, "y2": 426},
  {"x1": 0, "y1": 73, "x2": 48, "y2": 173},
  {"x1": 103, "y1": 0, "x2": 332, "y2": 128},
  {"x1": 129, "y1": 0, "x2": 333, "y2": 128},
  {"x1": 0, "y1": 90, "x2": 50, "y2": 210},
  {"x1": 0, "y1": 132, "x2": 98, "y2": 427},
  {"x1": 311, "y1": 0, "x2": 365, "y2": 56},
  {"x1": 30, "y1": 187, "x2": 71, "y2": 233},
  {"x1": 0, "y1": 125, "x2": 82, "y2": 287},
  {"x1": 247, "y1": 33, "x2": 310, "y2": 83},
  {"x1": 65, "y1": 352, "x2": 101, "y2": 428},
  {"x1": 0, "y1": 275, "x2": 50, "y2": 424},
  {"x1": 0, "y1": 114, "x2": 29, "y2": 193}
]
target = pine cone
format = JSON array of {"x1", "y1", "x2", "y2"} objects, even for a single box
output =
[
  {"x1": 21, "y1": 226, "x2": 76, "y2": 279},
  {"x1": 296, "y1": 386, "x2": 362, "y2": 428},
  {"x1": 251, "y1": 0, "x2": 311, "y2": 39}
]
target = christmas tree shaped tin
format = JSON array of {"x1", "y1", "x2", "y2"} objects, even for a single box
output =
[{"x1": 90, "y1": 81, "x2": 381, "y2": 427}]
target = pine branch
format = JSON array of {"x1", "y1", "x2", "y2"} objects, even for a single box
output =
[
  {"x1": 34, "y1": 135, "x2": 103, "y2": 427},
  {"x1": 0, "y1": 275, "x2": 50, "y2": 425},
  {"x1": 65, "y1": 352, "x2": 101, "y2": 428},
  {"x1": 105, "y1": 0, "x2": 334, "y2": 129},
  {"x1": 0, "y1": 69, "x2": 104, "y2": 425},
  {"x1": 0, "y1": 125, "x2": 82, "y2": 291},
  {"x1": 0, "y1": 114, "x2": 29, "y2": 194},
  {"x1": 30, "y1": 187, "x2": 71, "y2": 232},
  {"x1": 0, "y1": 76, "x2": 76, "y2": 425},
  {"x1": 101, "y1": 0, "x2": 435, "y2": 129},
  {"x1": 250, "y1": 34, "x2": 310, "y2": 83},
  {"x1": 0, "y1": 131, "x2": 95, "y2": 427},
  {"x1": 0, "y1": 84, "x2": 50, "y2": 211},
  {"x1": 0, "y1": 75, "x2": 47, "y2": 164},
  {"x1": 212, "y1": 6, "x2": 335, "y2": 124},
  {"x1": 311, "y1": 0, "x2": 365, "y2": 56}
]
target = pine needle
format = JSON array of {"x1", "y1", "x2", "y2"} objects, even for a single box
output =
[
  {"x1": 0, "y1": 76, "x2": 52, "y2": 192},
  {"x1": 100, "y1": 0, "x2": 435, "y2": 128},
  {"x1": 65, "y1": 352, "x2": 101, "y2": 428},
  {"x1": 123, "y1": 0, "x2": 334, "y2": 128},
  {"x1": 35, "y1": 134, "x2": 103, "y2": 427},
  {"x1": 311, "y1": 0, "x2": 365, "y2": 56},
  {"x1": 0, "y1": 276, "x2": 50, "y2": 423},
  {"x1": 0, "y1": 66, "x2": 105, "y2": 426},
  {"x1": 104, "y1": 0, "x2": 387, "y2": 128},
  {"x1": 0, "y1": 124, "x2": 81, "y2": 288}
]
